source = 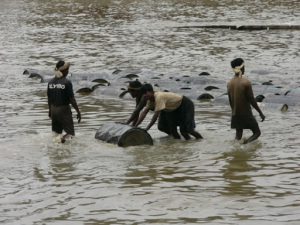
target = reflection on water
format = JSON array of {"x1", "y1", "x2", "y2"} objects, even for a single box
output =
[
  {"x1": 221, "y1": 145, "x2": 260, "y2": 196},
  {"x1": 0, "y1": 0, "x2": 300, "y2": 224},
  {"x1": 47, "y1": 147, "x2": 76, "y2": 182}
]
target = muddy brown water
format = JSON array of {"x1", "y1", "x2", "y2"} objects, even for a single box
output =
[{"x1": 0, "y1": 0, "x2": 299, "y2": 224}]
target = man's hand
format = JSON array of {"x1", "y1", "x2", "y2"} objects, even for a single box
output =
[
  {"x1": 77, "y1": 113, "x2": 81, "y2": 123},
  {"x1": 260, "y1": 113, "x2": 265, "y2": 122}
]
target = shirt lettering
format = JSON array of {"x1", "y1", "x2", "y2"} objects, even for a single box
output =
[{"x1": 49, "y1": 84, "x2": 65, "y2": 89}]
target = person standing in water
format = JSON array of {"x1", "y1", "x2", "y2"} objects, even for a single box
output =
[
  {"x1": 135, "y1": 84, "x2": 203, "y2": 140},
  {"x1": 227, "y1": 58, "x2": 265, "y2": 144},
  {"x1": 47, "y1": 60, "x2": 81, "y2": 143}
]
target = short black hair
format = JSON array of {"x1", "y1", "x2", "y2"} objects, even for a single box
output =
[
  {"x1": 141, "y1": 83, "x2": 153, "y2": 94},
  {"x1": 56, "y1": 60, "x2": 65, "y2": 69},
  {"x1": 231, "y1": 58, "x2": 244, "y2": 68},
  {"x1": 128, "y1": 79, "x2": 142, "y2": 90}
]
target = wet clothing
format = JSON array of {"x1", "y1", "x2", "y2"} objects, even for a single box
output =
[
  {"x1": 47, "y1": 77, "x2": 74, "y2": 106},
  {"x1": 231, "y1": 115, "x2": 259, "y2": 130},
  {"x1": 146, "y1": 92, "x2": 183, "y2": 112},
  {"x1": 51, "y1": 105, "x2": 74, "y2": 135},
  {"x1": 147, "y1": 92, "x2": 196, "y2": 133},
  {"x1": 47, "y1": 77, "x2": 75, "y2": 135},
  {"x1": 227, "y1": 76, "x2": 258, "y2": 130},
  {"x1": 158, "y1": 96, "x2": 196, "y2": 133}
]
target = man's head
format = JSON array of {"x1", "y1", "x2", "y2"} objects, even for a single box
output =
[
  {"x1": 55, "y1": 60, "x2": 70, "y2": 78},
  {"x1": 231, "y1": 58, "x2": 245, "y2": 76},
  {"x1": 141, "y1": 83, "x2": 154, "y2": 101},
  {"x1": 127, "y1": 80, "x2": 142, "y2": 98}
]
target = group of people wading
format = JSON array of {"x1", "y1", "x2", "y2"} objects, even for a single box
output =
[{"x1": 47, "y1": 58, "x2": 265, "y2": 144}]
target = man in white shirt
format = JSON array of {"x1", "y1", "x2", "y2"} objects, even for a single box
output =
[{"x1": 135, "y1": 84, "x2": 203, "y2": 140}]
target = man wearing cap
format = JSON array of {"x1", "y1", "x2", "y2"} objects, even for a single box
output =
[
  {"x1": 227, "y1": 58, "x2": 265, "y2": 144},
  {"x1": 47, "y1": 60, "x2": 81, "y2": 143},
  {"x1": 135, "y1": 84, "x2": 203, "y2": 140}
]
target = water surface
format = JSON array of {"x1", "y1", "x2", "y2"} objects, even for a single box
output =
[{"x1": 0, "y1": 0, "x2": 300, "y2": 224}]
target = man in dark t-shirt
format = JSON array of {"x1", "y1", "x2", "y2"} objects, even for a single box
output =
[
  {"x1": 47, "y1": 60, "x2": 81, "y2": 143},
  {"x1": 227, "y1": 58, "x2": 265, "y2": 144}
]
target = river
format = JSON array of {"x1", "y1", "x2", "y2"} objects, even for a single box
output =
[{"x1": 0, "y1": 0, "x2": 300, "y2": 224}]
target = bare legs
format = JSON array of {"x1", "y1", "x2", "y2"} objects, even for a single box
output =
[
  {"x1": 176, "y1": 127, "x2": 203, "y2": 140},
  {"x1": 235, "y1": 129, "x2": 243, "y2": 141},
  {"x1": 244, "y1": 127, "x2": 261, "y2": 144},
  {"x1": 61, "y1": 134, "x2": 73, "y2": 143},
  {"x1": 170, "y1": 127, "x2": 181, "y2": 139},
  {"x1": 159, "y1": 125, "x2": 203, "y2": 140},
  {"x1": 235, "y1": 128, "x2": 261, "y2": 144},
  {"x1": 189, "y1": 130, "x2": 203, "y2": 139}
]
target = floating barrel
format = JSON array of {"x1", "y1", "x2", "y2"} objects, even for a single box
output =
[{"x1": 95, "y1": 122, "x2": 153, "y2": 147}]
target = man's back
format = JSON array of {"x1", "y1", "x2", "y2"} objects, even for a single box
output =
[
  {"x1": 47, "y1": 77, "x2": 73, "y2": 106},
  {"x1": 227, "y1": 76, "x2": 253, "y2": 116}
]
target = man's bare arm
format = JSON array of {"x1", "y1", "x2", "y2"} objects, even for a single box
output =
[
  {"x1": 145, "y1": 111, "x2": 160, "y2": 131},
  {"x1": 247, "y1": 84, "x2": 265, "y2": 121},
  {"x1": 70, "y1": 97, "x2": 81, "y2": 123},
  {"x1": 135, "y1": 107, "x2": 150, "y2": 127}
]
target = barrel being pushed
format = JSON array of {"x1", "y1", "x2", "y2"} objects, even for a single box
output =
[{"x1": 95, "y1": 122, "x2": 153, "y2": 147}]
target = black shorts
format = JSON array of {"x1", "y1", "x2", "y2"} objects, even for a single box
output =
[
  {"x1": 51, "y1": 105, "x2": 75, "y2": 135},
  {"x1": 231, "y1": 115, "x2": 259, "y2": 131},
  {"x1": 158, "y1": 96, "x2": 196, "y2": 133}
]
